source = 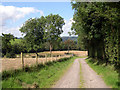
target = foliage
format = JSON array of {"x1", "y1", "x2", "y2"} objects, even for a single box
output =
[
  {"x1": 19, "y1": 16, "x2": 46, "y2": 53},
  {"x1": 19, "y1": 14, "x2": 65, "y2": 55},
  {"x1": 2, "y1": 33, "x2": 15, "y2": 57},
  {"x1": 10, "y1": 39, "x2": 27, "y2": 53},
  {"x1": 71, "y1": 2, "x2": 120, "y2": 66},
  {"x1": 64, "y1": 39, "x2": 77, "y2": 53},
  {"x1": 44, "y1": 14, "x2": 65, "y2": 54}
]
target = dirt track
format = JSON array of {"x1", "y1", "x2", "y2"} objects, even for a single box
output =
[
  {"x1": 53, "y1": 58, "x2": 80, "y2": 88},
  {"x1": 53, "y1": 58, "x2": 109, "y2": 88}
]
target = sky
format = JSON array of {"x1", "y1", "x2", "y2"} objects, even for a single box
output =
[{"x1": 0, "y1": 2, "x2": 76, "y2": 37}]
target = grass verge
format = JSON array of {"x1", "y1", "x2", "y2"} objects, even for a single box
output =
[
  {"x1": 85, "y1": 58, "x2": 119, "y2": 88},
  {"x1": 79, "y1": 61, "x2": 84, "y2": 88},
  {"x1": 2, "y1": 56, "x2": 78, "y2": 88}
]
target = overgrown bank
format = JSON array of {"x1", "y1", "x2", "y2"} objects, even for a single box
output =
[
  {"x1": 2, "y1": 56, "x2": 77, "y2": 88},
  {"x1": 86, "y1": 58, "x2": 119, "y2": 88}
]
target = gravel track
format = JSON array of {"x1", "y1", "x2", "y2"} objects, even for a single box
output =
[
  {"x1": 53, "y1": 58, "x2": 109, "y2": 88},
  {"x1": 53, "y1": 58, "x2": 80, "y2": 88},
  {"x1": 80, "y1": 58, "x2": 109, "y2": 88}
]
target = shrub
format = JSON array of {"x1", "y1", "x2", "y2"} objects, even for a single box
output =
[{"x1": 6, "y1": 52, "x2": 16, "y2": 58}]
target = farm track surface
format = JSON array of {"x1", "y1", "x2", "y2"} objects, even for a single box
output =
[{"x1": 53, "y1": 58, "x2": 109, "y2": 88}]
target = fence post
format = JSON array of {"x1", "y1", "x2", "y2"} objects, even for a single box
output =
[
  {"x1": 45, "y1": 54, "x2": 47, "y2": 63},
  {"x1": 59, "y1": 55, "x2": 60, "y2": 59},
  {"x1": 36, "y1": 53, "x2": 38, "y2": 65},
  {"x1": 21, "y1": 52, "x2": 24, "y2": 70},
  {"x1": 43, "y1": 59, "x2": 44, "y2": 65},
  {"x1": 51, "y1": 54, "x2": 52, "y2": 62},
  {"x1": 56, "y1": 55, "x2": 57, "y2": 61}
]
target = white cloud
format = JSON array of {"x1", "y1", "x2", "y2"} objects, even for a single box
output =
[
  {"x1": 61, "y1": 18, "x2": 75, "y2": 36},
  {"x1": 1, "y1": 26, "x2": 24, "y2": 37},
  {"x1": 0, "y1": 5, "x2": 44, "y2": 26},
  {"x1": 0, "y1": 5, "x2": 44, "y2": 37}
]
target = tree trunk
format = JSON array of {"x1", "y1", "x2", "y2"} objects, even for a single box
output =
[
  {"x1": 68, "y1": 45, "x2": 69, "y2": 54},
  {"x1": 88, "y1": 48, "x2": 90, "y2": 57},
  {"x1": 50, "y1": 44, "x2": 52, "y2": 56},
  {"x1": 102, "y1": 40, "x2": 108, "y2": 66},
  {"x1": 87, "y1": 41, "x2": 90, "y2": 57},
  {"x1": 91, "y1": 40, "x2": 95, "y2": 59}
]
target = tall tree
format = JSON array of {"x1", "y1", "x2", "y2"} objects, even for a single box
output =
[
  {"x1": 64, "y1": 39, "x2": 76, "y2": 53},
  {"x1": 19, "y1": 16, "x2": 46, "y2": 60},
  {"x1": 71, "y1": 2, "x2": 119, "y2": 65},
  {"x1": 45, "y1": 14, "x2": 65, "y2": 55}
]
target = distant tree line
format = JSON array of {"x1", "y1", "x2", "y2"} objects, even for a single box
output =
[
  {"x1": 71, "y1": 2, "x2": 120, "y2": 67},
  {"x1": 1, "y1": 34, "x2": 80, "y2": 58}
]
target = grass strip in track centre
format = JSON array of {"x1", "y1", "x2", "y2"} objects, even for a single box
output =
[
  {"x1": 2, "y1": 56, "x2": 78, "y2": 88},
  {"x1": 79, "y1": 61, "x2": 84, "y2": 88},
  {"x1": 85, "y1": 58, "x2": 119, "y2": 89}
]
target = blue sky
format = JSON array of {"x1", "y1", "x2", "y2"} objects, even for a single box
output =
[{"x1": 1, "y1": 2, "x2": 75, "y2": 37}]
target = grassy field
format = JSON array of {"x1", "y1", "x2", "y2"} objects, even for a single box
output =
[
  {"x1": 17, "y1": 50, "x2": 88, "y2": 58},
  {"x1": 2, "y1": 56, "x2": 78, "y2": 88},
  {"x1": 85, "y1": 58, "x2": 119, "y2": 88}
]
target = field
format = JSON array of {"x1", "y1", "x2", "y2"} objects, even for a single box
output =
[{"x1": 1, "y1": 51, "x2": 88, "y2": 72}]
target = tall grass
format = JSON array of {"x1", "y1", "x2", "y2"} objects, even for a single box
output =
[
  {"x1": 2, "y1": 57, "x2": 77, "y2": 88},
  {"x1": 86, "y1": 58, "x2": 119, "y2": 88}
]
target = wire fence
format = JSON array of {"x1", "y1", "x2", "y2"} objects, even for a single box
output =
[{"x1": 1, "y1": 53, "x2": 72, "y2": 72}]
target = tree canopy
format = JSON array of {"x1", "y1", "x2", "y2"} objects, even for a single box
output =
[
  {"x1": 71, "y1": 2, "x2": 120, "y2": 66},
  {"x1": 2, "y1": 33, "x2": 15, "y2": 57},
  {"x1": 19, "y1": 16, "x2": 46, "y2": 53},
  {"x1": 19, "y1": 14, "x2": 65, "y2": 55},
  {"x1": 44, "y1": 14, "x2": 65, "y2": 54}
]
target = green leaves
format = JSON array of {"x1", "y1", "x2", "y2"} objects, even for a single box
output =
[
  {"x1": 2, "y1": 33, "x2": 15, "y2": 57},
  {"x1": 19, "y1": 14, "x2": 65, "y2": 53},
  {"x1": 19, "y1": 17, "x2": 46, "y2": 52},
  {"x1": 44, "y1": 14, "x2": 65, "y2": 52},
  {"x1": 71, "y1": 2, "x2": 120, "y2": 65}
]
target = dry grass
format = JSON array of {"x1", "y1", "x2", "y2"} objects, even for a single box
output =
[
  {"x1": 1, "y1": 51, "x2": 87, "y2": 72},
  {"x1": 40, "y1": 50, "x2": 87, "y2": 56},
  {"x1": 2, "y1": 55, "x2": 71, "y2": 72}
]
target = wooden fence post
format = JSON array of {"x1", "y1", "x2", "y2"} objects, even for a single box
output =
[
  {"x1": 56, "y1": 55, "x2": 57, "y2": 61},
  {"x1": 59, "y1": 55, "x2": 60, "y2": 59},
  {"x1": 43, "y1": 59, "x2": 44, "y2": 65},
  {"x1": 21, "y1": 52, "x2": 24, "y2": 70},
  {"x1": 36, "y1": 53, "x2": 38, "y2": 65},
  {"x1": 45, "y1": 54, "x2": 47, "y2": 63},
  {"x1": 51, "y1": 54, "x2": 52, "y2": 62}
]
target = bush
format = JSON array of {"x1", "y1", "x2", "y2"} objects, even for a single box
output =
[
  {"x1": 6, "y1": 52, "x2": 16, "y2": 58},
  {"x1": 64, "y1": 53, "x2": 72, "y2": 55}
]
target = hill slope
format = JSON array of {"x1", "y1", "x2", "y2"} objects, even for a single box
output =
[{"x1": 61, "y1": 36, "x2": 78, "y2": 42}]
